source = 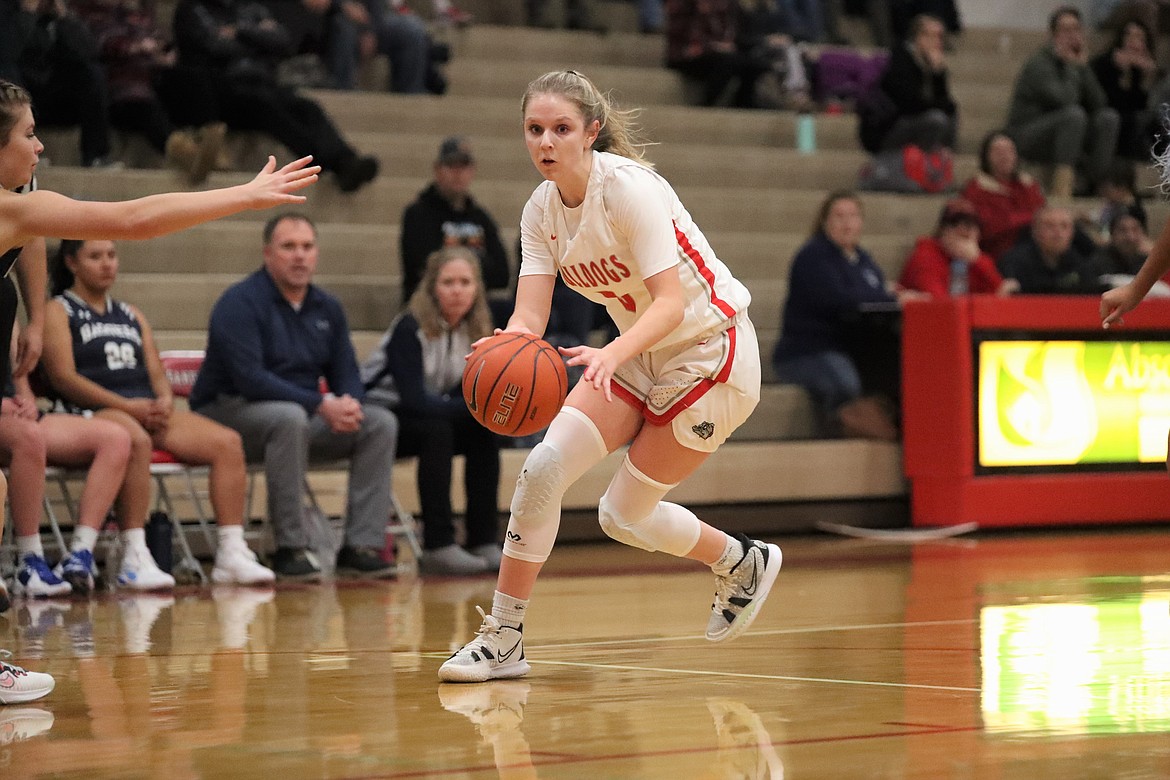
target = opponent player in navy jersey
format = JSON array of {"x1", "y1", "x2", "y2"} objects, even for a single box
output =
[
  {"x1": 439, "y1": 71, "x2": 782, "y2": 683},
  {"x1": 0, "y1": 77, "x2": 315, "y2": 698}
]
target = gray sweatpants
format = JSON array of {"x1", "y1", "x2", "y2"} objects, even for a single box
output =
[
  {"x1": 197, "y1": 396, "x2": 399, "y2": 550},
  {"x1": 1011, "y1": 104, "x2": 1121, "y2": 185}
]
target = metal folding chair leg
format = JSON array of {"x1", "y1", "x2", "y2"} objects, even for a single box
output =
[{"x1": 153, "y1": 470, "x2": 208, "y2": 584}]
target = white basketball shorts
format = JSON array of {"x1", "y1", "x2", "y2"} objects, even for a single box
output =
[{"x1": 611, "y1": 314, "x2": 761, "y2": 453}]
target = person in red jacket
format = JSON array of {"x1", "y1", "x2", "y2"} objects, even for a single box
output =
[
  {"x1": 899, "y1": 198, "x2": 1020, "y2": 298},
  {"x1": 960, "y1": 130, "x2": 1047, "y2": 262}
]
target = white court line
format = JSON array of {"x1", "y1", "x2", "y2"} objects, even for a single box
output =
[
  {"x1": 524, "y1": 659, "x2": 982, "y2": 692},
  {"x1": 521, "y1": 618, "x2": 979, "y2": 652}
]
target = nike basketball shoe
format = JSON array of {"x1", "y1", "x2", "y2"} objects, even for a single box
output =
[
  {"x1": 706, "y1": 534, "x2": 782, "y2": 642},
  {"x1": 438, "y1": 607, "x2": 530, "y2": 683}
]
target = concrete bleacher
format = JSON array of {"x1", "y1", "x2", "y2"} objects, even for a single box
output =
[{"x1": 33, "y1": 11, "x2": 1150, "y2": 531}]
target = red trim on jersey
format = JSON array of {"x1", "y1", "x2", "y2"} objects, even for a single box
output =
[
  {"x1": 673, "y1": 220, "x2": 737, "y2": 318},
  {"x1": 612, "y1": 326, "x2": 738, "y2": 426}
]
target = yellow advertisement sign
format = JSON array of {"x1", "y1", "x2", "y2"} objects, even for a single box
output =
[{"x1": 978, "y1": 341, "x2": 1170, "y2": 467}]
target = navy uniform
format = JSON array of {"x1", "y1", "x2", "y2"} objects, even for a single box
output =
[
  {"x1": 54, "y1": 290, "x2": 153, "y2": 411},
  {"x1": 1, "y1": 177, "x2": 34, "y2": 394}
]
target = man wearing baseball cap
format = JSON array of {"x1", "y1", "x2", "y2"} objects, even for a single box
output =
[{"x1": 399, "y1": 136, "x2": 511, "y2": 311}]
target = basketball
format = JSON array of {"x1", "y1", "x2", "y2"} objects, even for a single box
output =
[{"x1": 462, "y1": 332, "x2": 568, "y2": 437}]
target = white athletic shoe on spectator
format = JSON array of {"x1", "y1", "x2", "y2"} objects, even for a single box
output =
[
  {"x1": 212, "y1": 540, "x2": 276, "y2": 585},
  {"x1": 116, "y1": 545, "x2": 176, "y2": 591},
  {"x1": 13, "y1": 555, "x2": 72, "y2": 599},
  {"x1": 0, "y1": 651, "x2": 55, "y2": 704},
  {"x1": 438, "y1": 607, "x2": 529, "y2": 683},
  {"x1": 705, "y1": 534, "x2": 782, "y2": 643},
  {"x1": 0, "y1": 706, "x2": 54, "y2": 744}
]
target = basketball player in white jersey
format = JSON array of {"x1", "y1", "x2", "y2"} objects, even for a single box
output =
[{"x1": 439, "y1": 70, "x2": 782, "y2": 683}]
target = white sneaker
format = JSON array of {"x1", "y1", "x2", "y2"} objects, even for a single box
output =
[
  {"x1": 705, "y1": 534, "x2": 782, "y2": 643},
  {"x1": 0, "y1": 707, "x2": 55, "y2": 744},
  {"x1": 120, "y1": 594, "x2": 175, "y2": 654},
  {"x1": 13, "y1": 554, "x2": 72, "y2": 599},
  {"x1": 116, "y1": 544, "x2": 176, "y2": 591},
  {"x1": 438, "y1": 607, "x2": 529, "y2": 683},
  {"x1": 0, "y1": 652, "x2": 55, "y2": 704},
  {"x1": 212, "y1": 540, "x2": 276, "y2": 585}
]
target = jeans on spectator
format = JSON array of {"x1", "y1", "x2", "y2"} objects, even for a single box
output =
[
  {"x1": 774, "y1": 349, "x2": 862, "y2": 426},
  {"x1": 1011, "y1": 104, "x2": 1121, "y2": 185},
  {"x1": 27, "y1": 59, "x2": 111, "y2": 165},
  {"x1": 377, "y1": 11, "x2": 431, "y2": 93},
  {"x1": 196, "y1": 397, "x2": 398, "y2": 550}
]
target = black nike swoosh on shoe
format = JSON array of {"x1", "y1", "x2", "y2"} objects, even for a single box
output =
[
  {"x1": 741, "y1": 554, "x2": 760, "y2": 597},
  {"x1": 497, "y1": 637, "x2": 522, "y2": 662}
]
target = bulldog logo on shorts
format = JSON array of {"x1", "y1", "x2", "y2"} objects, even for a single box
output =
[{"x1": 692, "y1": 421, "x2": 715, "y2": 440}]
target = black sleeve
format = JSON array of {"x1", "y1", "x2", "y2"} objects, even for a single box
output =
[
  {"x1": 477, "y1": 210, "x2": 511, "y2": 292},
  {"x1": 399, "y1": 201, "x2": 431, "y2": 306}
]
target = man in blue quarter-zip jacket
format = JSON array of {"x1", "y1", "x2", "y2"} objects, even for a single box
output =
[{"x1": 191, "y1": 212, "x2": 398, "y2": 581}]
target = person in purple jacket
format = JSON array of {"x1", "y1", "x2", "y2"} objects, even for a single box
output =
[
  {"x1": 772, "y1": 191, "x2": 924, "y2": 439},
  {"x1": 190, "y1": 212, "x2": 398, "y2": 581}
]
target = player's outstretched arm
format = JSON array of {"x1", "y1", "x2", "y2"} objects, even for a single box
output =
[{"x1": 4, "y1": 156, "x2": 319, "y2": 246}]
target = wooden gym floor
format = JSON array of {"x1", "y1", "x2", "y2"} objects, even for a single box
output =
[{"x1": 2, "y1": 524, "x2": 1169, "y2": 778}]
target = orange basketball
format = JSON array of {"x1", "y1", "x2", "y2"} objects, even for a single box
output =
[{"x1": 462, "y1": 332, "x2": 569, "y2": 437}]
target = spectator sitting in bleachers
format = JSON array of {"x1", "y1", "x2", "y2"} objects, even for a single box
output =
[
  {"x1": 319, "y1": 0, "x2": 448, "y2": 94},
  {"x1": 189, "y1": 213, "x2": 398, "y2": 582},
  {"x1": 735, "y1": 0, "x2": 813, "y2": 110},
  {"x1": 39, "y1": 239, "x2": 276, "y2": 586},
  {"x1": 172, "y1": 0, "x2": 380, "y2": 192},
  {"x1": 1096, "y1": 210, "x2": 1168, "y2": 297},
  {"x1": 960, "y1": 130, "x2": 1047, "y2": 262},
  {"x1": 1005, "y1": 6, "x2": 1120, "y2": 199},
  {"x1": 400, "y1": 137, "x2": 511, "y2": 323},
  {"x1": 5, "y1": 0, "x2": 117, "y2": 168},
  {"x1": 1090, "y1": 18, "x2": 1159, "y2": 161},
  {"x1": 999, "y1": 205, "x2": 1108, "y2": 295},
  {"x1": 665, "y1": 0, "x2": 744, "y2": 106},
  {"x1": 858, "y1": 13, "x2": 956, "y2": 155},
  {"x1": 898, "y1": 198, "x2": 1018, "y2": 298},
  {"x1": 526, "y1": 0, "x2": 606, "y2": 32},
  {"x1": 71, "y1": 0, "x2": 227, "y2": 184},
  {"x1": 361, "y1": 248, "x2": 501, "y2": 576},
  {"x1": 772, "y1": 191, "x2": 922, "y2": 441}
]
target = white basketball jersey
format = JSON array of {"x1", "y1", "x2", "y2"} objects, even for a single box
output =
[{"x1": 519, "y1": 151, "x2": 751, "y2": 350}]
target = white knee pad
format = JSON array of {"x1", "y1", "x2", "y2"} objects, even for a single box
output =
[
  {"x1": 597, "y1": 459, "x2": 701, "y2": 557},
  {"x1": 503, "y1": 407, "x2": 608, "y2": 564}
]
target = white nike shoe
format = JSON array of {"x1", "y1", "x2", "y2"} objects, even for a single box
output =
[
  {"x1": 211, "y1": 539, "x2": 276, "y2": 586},
  {"x1": 116, "y1": 544, "x2": 175, "y2": 591},
  {"x1": 706, "y1": 534, "x2": 782, "y2": 643},
  {"x1": 438, "y1": 607, "x2": 530, "y2": 683},
  {"x1": 0, "y1": 651, "x2": 55, "y2": 705}
]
